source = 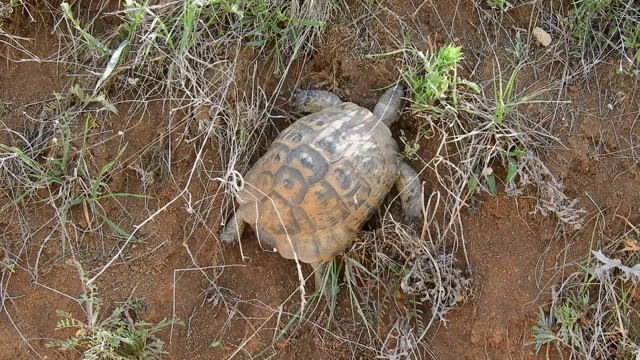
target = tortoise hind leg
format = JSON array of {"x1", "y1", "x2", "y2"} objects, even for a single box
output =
[
  {"x1": 219, "y1": 212, "x2": 247, "y2": 243},
  {"x1": 311, "y1": 261, "x2": 335, "y2": 307},
  {"x1": 395, "y1": 162, "x2": 424, "y2": 222},
  {"x1": 311, "y1": 261, "x2": 329, "y2": 292}
]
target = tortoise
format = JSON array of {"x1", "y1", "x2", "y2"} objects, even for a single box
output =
[{"x1": 219, "y1": 83, "x2": 423, "y2": 291}]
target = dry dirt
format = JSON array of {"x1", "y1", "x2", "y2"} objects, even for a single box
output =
[{"x1": 1, "y1": 1, "x2": 639, "y2": 360}]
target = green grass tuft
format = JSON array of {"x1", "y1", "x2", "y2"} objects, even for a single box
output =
[{"x1": 567, "y1": 0, "x2": 640, "y2": 67}]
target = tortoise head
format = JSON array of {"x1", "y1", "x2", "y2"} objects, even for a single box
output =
[
  {"x1": 292, "y1": 89, "x2": 343, "y2": 113},
  {"x1": 373, "y1": 83, "x2": 407, "y2": 127}
]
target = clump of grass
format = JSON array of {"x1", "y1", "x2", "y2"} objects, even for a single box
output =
[
  {"x1": 531, "y1": 223, "x2": 640, "y2": 358},
  {"x1": 0, "y1": 85, "x2": 143, "y2": 251},
  {"x1": 47, "y1": 260, "x2": 182, "y2": 360},
  {"x1": 399, "y1": 43, "x2": 585, "y2": 230},
  {"x1": 567, "y1": 0, "x2": 640, "y2": 69},
  {"x1": 337, "y1": 220, "x2": 471, "y2": 357}
]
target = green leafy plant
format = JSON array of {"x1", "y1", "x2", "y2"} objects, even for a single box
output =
[
  {"x1": 47, "y1": 260, "x2": 183, "y2": 360},
  {"x1": 404, "y1": 44, "x2": 479, "y2": 115}
]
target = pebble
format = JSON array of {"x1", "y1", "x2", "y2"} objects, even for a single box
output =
[{"x1": 532, "y1": 27, "x2": 552, "y2": 47}]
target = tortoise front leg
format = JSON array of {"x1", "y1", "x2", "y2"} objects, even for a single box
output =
[
  {"x1": 395, "y1": 162, "x2": 424, "y2": 222},
  {"x1": 219, "y1": 212, "x2": 247, "y2": 243}
]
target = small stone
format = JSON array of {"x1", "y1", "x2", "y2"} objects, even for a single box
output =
[{"x1": 532, "y1": 27, "x2": 552, "y2": 47}]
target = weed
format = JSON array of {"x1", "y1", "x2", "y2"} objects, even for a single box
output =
[
  {"x1": 0, "y1": 251, "x2": 16, "y2": 274},
  {"x1": 400, "y1": 128, "x2": 432, "y2": 160},
  {"x1": 403, "y1": 44, "x2": 479, "y2": 115},
  {"x1": 487, "y1": 0, "x2": 514, "y2": 11},
  {"x1": 60, "y1": 2, "x2": 110, "y2": 58},
  {"x1": 531, "y1": 225, "x2": 640, "y2": 358},
  {"x1": 400, "y1": 244, "x2": 474, "y2": 324},
  {"x1": 567, "y1": 0, "x2": 640, "y2": 67},
  {"x1": 492, "y1": 63, "x2": 525, "y2": 125},
  {"x1": 47, "y1": 260, "x2": 182, "y2": 359},
  {"x1": 505, "y1": 151, "x2": 585, "y2": 230},
  {"x1": 507, "y1": 30, "x2": 529, "y2": 65}
]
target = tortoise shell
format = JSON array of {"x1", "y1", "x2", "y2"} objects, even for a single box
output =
[{"x1": 234, "y1": 102, "x2": 402, "y2": 264}]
